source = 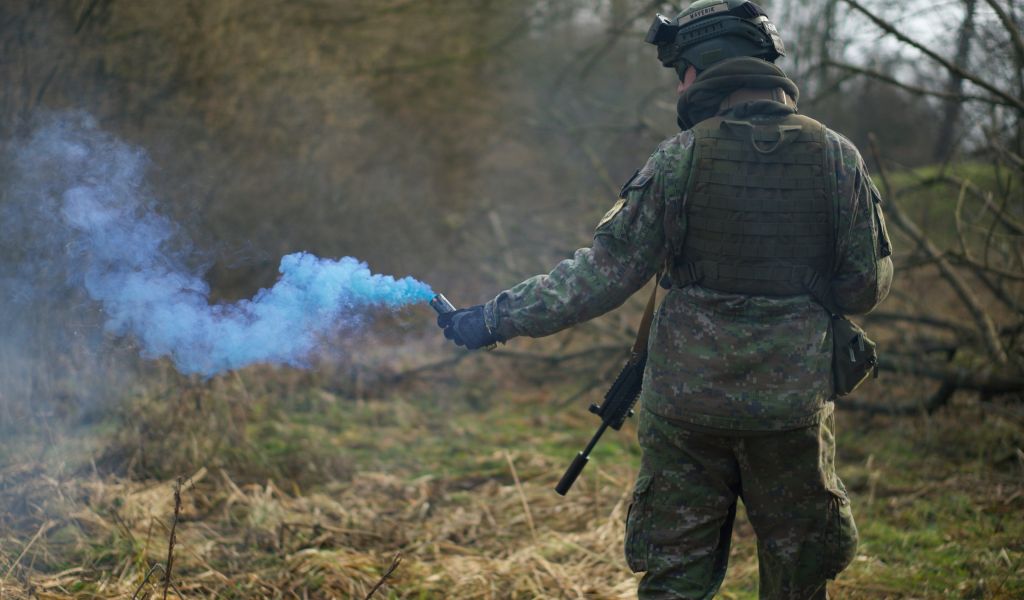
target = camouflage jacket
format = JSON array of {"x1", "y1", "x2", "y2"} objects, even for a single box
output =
[{"x1": 483, "y1": 102, "x2": 893, "y2": 431}]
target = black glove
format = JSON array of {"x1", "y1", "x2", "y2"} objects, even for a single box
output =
[{"x1": 437, "y1": 304, "x2": 503, "y2": 350}]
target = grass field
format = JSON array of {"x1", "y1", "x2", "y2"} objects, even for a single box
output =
[{"x1": 0, "y1": 353, "x2": 1021, "y2": 599}]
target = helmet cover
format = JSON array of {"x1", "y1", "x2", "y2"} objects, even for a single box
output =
[{"x1": 645, "y1": 1, "x2": 785, "y2": 76}]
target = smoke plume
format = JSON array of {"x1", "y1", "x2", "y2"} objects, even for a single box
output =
[{"x1": 2, "y1": 113, "x2": 433, "y2": 378}]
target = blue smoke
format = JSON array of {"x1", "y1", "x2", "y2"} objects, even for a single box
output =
[{"x1": 6, "y1": 113, "x2": 434, "y2": 377}]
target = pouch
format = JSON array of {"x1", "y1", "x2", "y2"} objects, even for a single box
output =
[{"x1": 831, "y1": 315, "x2": 878, "y2": 396}]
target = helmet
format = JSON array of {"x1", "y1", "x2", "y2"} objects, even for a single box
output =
[{"x1": 645, "y1": 0, "x2": 785, "y2": 77}]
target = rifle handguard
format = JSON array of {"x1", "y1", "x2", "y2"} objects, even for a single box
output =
[{"x1": 594, "y1": 352, "x2": 647, "y2": 430}]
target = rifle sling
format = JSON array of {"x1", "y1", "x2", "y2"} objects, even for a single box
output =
[{"x1": 631, "y1": 273, "x2": 661, "y2": 357}]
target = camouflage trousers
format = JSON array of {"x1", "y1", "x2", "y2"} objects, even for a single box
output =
[{"x1": 625, "y1": 406, "x2": 858, "y2": 599}]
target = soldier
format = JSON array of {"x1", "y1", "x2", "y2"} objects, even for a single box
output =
[{"x1": 437, "y1": 1, "x2": 893, "y2": 598}]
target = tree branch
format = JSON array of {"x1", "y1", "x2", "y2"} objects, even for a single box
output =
[
  {"x1": 823, "y1": 61, "x2": 1002, "y2": 105},
  {"x1": 578, "y1": 0, "x2": 663, "y2": 80},
  {"x1": 868, "y1": 134, "x2": 1009, "y2": 364},
  {"x1": 841, "y1": 0, "x2": 1024, "y2": 111},
  {"x1": 982, "y1": 0, "x2": 1024, "y2": 67}
]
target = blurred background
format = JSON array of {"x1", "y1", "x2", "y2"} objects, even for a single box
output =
[{"x1": 0, "y1": 0, "x2": 1022, "y2": 597}]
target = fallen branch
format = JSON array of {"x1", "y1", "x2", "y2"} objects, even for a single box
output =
[
  {"x1": 863, "y1": 311, "x2": 972, "y2": 336},
  {"x1": 878, "y1": 356, "x2": 1023, "y2": 394}
]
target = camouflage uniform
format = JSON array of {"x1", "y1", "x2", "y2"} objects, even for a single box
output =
[{"x1": 482, "y1": 67, "x2": 892, "y2": 597}]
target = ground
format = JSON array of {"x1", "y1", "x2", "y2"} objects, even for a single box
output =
[{"x1": 0, "y1": 356, "x2": 1021, "y2": 599}]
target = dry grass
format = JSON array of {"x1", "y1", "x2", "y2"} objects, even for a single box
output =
[{"x1": 0, "y1": 393, "x2": 643, "y2": 598}]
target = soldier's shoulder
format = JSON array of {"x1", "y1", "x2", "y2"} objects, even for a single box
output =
[
  {"x1": 643, "y1": 130, "x2": 695, "y2": 173},
  {"x1": 823, "y1": 127, "x2": 867, "y2": 174},
  {"x1": 822, "y1": 127, "x2": 884, "y2": 205},
  {"x1": 656, "y1": 130, "x2": 695, "y2": 156},
  {"x1": 617, "y1": 131, "x2": 696, "y2": 199}
]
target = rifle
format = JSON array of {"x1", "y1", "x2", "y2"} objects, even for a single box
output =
[{"x1": 555, "y1": 276, "x2": 660, "y2": 496}]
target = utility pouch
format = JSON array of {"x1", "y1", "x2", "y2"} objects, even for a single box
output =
[{"x1": 830, "y1": 314, "x2": 878, "y2": 396}]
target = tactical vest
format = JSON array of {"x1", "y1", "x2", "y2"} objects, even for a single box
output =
[{"x1": 672, "y1": 112, "x2": 834, "y2": 297}]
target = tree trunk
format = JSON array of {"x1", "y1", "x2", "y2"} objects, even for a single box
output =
[{"x1": 933, "y1": 0, "x2": 977, "y2": 162}]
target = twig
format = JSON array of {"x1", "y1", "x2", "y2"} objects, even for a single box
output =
[
  {"x1": 162, "y1": 477, "x2": 184, "y2": 600},
  {"x1": 841, "y1": 0, "x2": 1024, "y2": 111},
  {"x1": 913, "y1": 174, "x2": 1024, "y2": 235},
  {"x1": 974, "y1": 269, "x2": 1024, "y2": 314},
  {"x1": 74, "y1": 0, "x2": 102, "y2": 33},
  {"x1": 2, "y1": 520, "x2": 52, "y2": 581},
  {"x1": 982, "y1": 0, "x2": 1024, "y2": 66},
  {"x1": 576, "y1": 0, "x2": 662, "y2": 80},
  {"x1": 547, "y1": 106, "x2": 619, "y2": 196},
  {"x1": 504, "y1": 450, "x2": 538, "y2": 543},
  {"x1": 823, "y1": 61, "x2": 1001, "y2": 105},
  {"x1": 364, "y1": 552, "x2": 402, "y2": 600},
  {"x1": 131, "y1": 563, "x2": 166, "y2": 600},
  {"x1": 991, "y1": 139, "x2": 1024, "y2": 173},
  {"x1": 954, "y1": 178, "x2": 971, "y2": 259},
  {"x1": 984, "y1": 171, "x2": 1014, "y2": 268},
  {"x1": 868, "y1": 134, "x2": 1008, "y2": 364},
  {"x1": 950, "y1": 253, "x2": 1024, "y2": 281},
  {"x1": 554, "y1": 377, "x2": 606, "y2": 409}
]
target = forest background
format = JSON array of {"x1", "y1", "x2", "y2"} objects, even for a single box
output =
[{"x1": 0, "y1": 0, "x2": 1022, "y2": 597}]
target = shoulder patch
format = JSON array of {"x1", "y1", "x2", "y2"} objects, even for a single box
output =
[
  {"x1": 617, "y1": 169, "x2": 640, "y2": 199},
  {"x1": 618, "y1": 169, "x2": 651, "y2": 199},
  {"x1": 597, "y1": 197, "x2": 628, "y2": 228},
  {"x1": 618, "y1": 157, "x2": 658, "y2": 199}
]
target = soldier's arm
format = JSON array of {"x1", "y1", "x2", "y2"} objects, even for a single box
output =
[
  {"x1": 483, "y1": 135, "x2": 693, "y2": 340},
  {"x1": 829, "y1": 132, "x2": 894, "y2": 315}
]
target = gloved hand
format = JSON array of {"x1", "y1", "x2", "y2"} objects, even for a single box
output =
[{"x1": 437, "y1": 304, "x2": 503, "y2": 350}]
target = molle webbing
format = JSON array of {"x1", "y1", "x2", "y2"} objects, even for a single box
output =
[{"x1": 674, "y1": 113, "x2": 833, "y2": 296}]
